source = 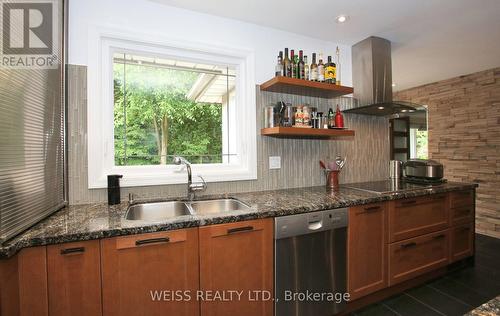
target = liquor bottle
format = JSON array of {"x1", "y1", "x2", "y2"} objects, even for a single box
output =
[
  {"x1": 304, "y1": 56, "x2": 309, "y2": 80},
  {"x1": 298, "y1": 50, "x2": 305, "y2": 79},
  {"x1": 327, "y1": 108, "x2": 335, "y2": 129},
  {"x1": 283, "y1": 48, "x2": 292, "y2": 77},
  {"x1": 310, "y1": 53, "x2": 318, "y2": 81},
  {"x1": 317, "y1": 53, "x2": 325, "y2": 82},
  {"x1": 325, "y1": 56, "x2": 336, "y2": 84},
  {"x1": 291, "y1": 50, "x2": 298, "y2": 78},
  {"x1": 275, "y1": 51, "x2": 283, "y2": 77},
  {"x1": 335, "y1": 46, "x2": 341, "y2": 85},
  {"x1": 335, "y1": 104, "x2": 344, "y2": 128}
]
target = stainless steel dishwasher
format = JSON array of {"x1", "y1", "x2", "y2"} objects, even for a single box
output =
[{"x1": 275, "y1": 208, "x2": 348, "y2": 316}]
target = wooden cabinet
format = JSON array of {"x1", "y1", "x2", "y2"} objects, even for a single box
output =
[
  {"x1": 389, "y1": 229, "x2": 449, "y2": 286},
  {"x1": 47, "y1": 240, "x2": 102, "y2": 316},
  {"x1": 450, "y1": 222, "x2": 474, "y2": 262},
  {"x1": 347, "y1": 203, "x2": 387, "y2": 300},
  {"x1": 450, "y1": 190, "x2": 475, "y2": 226},
  {"x1": 100, "y1": 229, "x2": 199, "y2": 316},
  {"x1": 0, "y1": 247, "x2": 48, "y2": 316},
  {"x1": 199, "y1": 218, "x2": 273, "y2": 316},
  {"x1": 389, "y1": 194, "x2": 449, "y2": 242}
]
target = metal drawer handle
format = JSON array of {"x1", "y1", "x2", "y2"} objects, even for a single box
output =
[
  {"x1": 135, "y1": 237, "x2": 170, "y2": 246},
  {"x1": 401, "y1": 200, "x2": 417, "y2": 206},
  {"x1": 60, "y1": 247, "x2": 85, "y2": 255},
  {"x1": 364, "y1": 206, "x2": 381, "y2": 212},
  {"x1": 227, "y1": 226, "x2": 254, "y2": 234},
  {"x1": 433, "y1": 234, "x2": 445, "y2": 240},
  {"x1": 401, "y1": 242, "x2": 417, "y2": 249}
]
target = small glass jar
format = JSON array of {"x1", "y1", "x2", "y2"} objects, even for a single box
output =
[
  {"x1": 302, "y1": 106, "x2": 311, "y2": 126},
  {"x1": 294, "y1": 106, "x2": 304, "y2": 127}
]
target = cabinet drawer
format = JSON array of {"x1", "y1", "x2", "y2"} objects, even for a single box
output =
[
  {"x1": 450, "y1": 190, "x2": 474, "y2": 209},
  {"x1": 451, "y1": 205, "x2": 474, "y2": 226},
  {"x1": 450, "y1": 223, "x2": 474, "y2": 262},
  {"x1": 389, "y1": 230, "x2": 449, "y2": 286},
  {"x1": 389, "y1": 195, "x2": 449, "y2": 242}
]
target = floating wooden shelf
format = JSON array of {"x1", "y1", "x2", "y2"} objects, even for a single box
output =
[
  {"x1": 261, "y1": 127, "x2": 355, "y2": 139},
  {"x1": 260, "y1": 76, "x2": 354, "y2": 98}
]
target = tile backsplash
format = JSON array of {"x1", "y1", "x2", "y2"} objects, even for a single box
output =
[{"x1": 68, "y1": 65, "x2": 389, "y2": 204}]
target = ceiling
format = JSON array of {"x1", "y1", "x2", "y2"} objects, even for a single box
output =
[{"x1": 150, "y1": 0, "x2": 500, "y2": 91}]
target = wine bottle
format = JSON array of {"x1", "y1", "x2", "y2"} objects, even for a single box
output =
[
  {"x1": 317, "y1": 53, "x2": 325, "y2": 82},
  {"x1": 298, "y1": 50, "x2": 305, "y2": 79},
  {"x1": 304, "y1": 55, "x2": 309, "y2": 80},
  {"x1": 325, "y1": 56, "x2": 336, "y2": 84},
  {"x1": 335, "y1": 46, "x2": 341, "y2": 85},
  {"x1": 283, "y1": 48, "x2": 292, "y2": 77},
  {"x1": 310, "y1": 53, "x2": 318, "y2": 81},
  {"x1": 275, "y1": 51, "x2": 283, "y2": 77},
  {"x1": 291, "y1": 50, "x2": 298, "y2": 78}
]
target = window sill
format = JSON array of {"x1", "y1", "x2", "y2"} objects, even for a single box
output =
[{"x1": 88, "y1": 165, "x2": 257, "y2": 189}]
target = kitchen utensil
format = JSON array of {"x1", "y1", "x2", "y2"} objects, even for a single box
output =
[
  {"x1": 404, "y1": 159, "x2": 444, "y2": 180},
  {"x1": 389, "y1": 160, "x2": 403, "y2": 179},
  {"x1": 319, "y1": 160, "x2": 326, "y2": 169}
]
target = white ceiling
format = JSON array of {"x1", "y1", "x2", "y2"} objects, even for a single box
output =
[{"x1": 150, "y1": 0, "x2": 500, "y2": 91}]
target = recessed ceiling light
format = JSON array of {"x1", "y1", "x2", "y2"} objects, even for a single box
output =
[
  {"x1": 392, "y1": 83, "x2": 396, "y2": 87},
  {"x1": 377, "y1": 106, "x2": 385, "y2": 110},
  {"x1": 401, "y1": 109, "x2": 408, "y2": 112},
  {"x1": 335, "y1": 15, "x2": 349, "y2": 23}
]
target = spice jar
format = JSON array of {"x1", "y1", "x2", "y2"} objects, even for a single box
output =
[
  {"x1": 302, "y1": 106, "x2": 311, "y2": 126},
  {"x1": 294, "y1": 106, "x2": 304, "y2": 127}
]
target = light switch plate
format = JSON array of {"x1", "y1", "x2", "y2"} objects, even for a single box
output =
[{"x1": 269, "y1": 156, "x2": 281, "y2": 169}]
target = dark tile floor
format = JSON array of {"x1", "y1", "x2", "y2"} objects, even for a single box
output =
[{"x1": 351, "y1": 234, "x2": 500, "y2": 316}]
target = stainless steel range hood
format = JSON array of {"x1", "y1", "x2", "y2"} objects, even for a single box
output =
[{"x1": 343, "y1": 36, "x2": 421, "y2": 116}]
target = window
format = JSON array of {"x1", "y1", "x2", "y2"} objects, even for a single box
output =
[
  {"x1": 113, "y1": 53, "x2": 235, "y2": 166},
  {"x1": 87, "y1": 31, "x2": 256, "y2": 188}
]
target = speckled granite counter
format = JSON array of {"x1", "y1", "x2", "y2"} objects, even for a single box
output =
[
  {"x1": 464, "y1": 296, "x2": 500, "y2": 315},
  {"x1": 0, "y1": 182, "x2": 477, "y2": 259}
]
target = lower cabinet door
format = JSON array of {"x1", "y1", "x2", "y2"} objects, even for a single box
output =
[
  {"x1": 389, "y1": 229, "x2": 449, "y2": 286},
  {"x1": 101, "y1": 228, "x2": 199, "y2": 316},
  {"x1": 450, "y1": 222, "x2": 474, "y2": 262},
  {"x1": 348, "y1": 203, "x2": 387, "y2": 300},
  {"x1": 47, "y1": 240, "x2": 102, "y2": 316},
  {"x1": 199, "y1": 218, "x2": 273, "y2": 316}
]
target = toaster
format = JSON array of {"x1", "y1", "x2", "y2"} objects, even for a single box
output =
[{"x1": 404, "y1": 159, "x2": 444, "y2": 180}]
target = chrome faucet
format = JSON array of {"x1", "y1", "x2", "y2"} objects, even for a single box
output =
[{"x1": 173, "y1": 156, "x2": 207, "y2": 200}]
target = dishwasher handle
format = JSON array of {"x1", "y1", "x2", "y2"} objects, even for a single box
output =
[{"x1": 308, "y1": 220, "x2": 323, "y2": 230}]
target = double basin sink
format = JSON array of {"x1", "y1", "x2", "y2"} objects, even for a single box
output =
[{"x1": 125, "y1": 198, "x2": 252, "y2": 221}]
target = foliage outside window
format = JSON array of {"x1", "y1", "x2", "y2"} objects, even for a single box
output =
[
  {"x1": 416, "y1": 130, "x2": 428, "y2": 159},
  {"x1": 113, "y1": 53, "x2": 235, "y2": 166}
]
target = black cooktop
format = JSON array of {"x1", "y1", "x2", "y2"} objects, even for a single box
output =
[{"x1": 344, "y1": 179, "x2": 446, "y2": 195}]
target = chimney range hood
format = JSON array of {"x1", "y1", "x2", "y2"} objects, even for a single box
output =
[{"x1": 343, "y1": 36, "x2": 421, "y2": 116}]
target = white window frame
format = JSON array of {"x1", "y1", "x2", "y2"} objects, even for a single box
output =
[{"x1": 87, "y1": 26, "x2": 257, "y2": 189}]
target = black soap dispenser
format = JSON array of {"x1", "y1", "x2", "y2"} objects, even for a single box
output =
[{"x1": 107, "y1": 174, "x2": 123, "y2": 205}]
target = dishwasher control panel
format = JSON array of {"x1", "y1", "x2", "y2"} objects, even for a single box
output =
[{"x1": 274, "y1": 208, "x2": 348, "y2": 240}]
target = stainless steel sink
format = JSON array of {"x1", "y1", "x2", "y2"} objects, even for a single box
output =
[
  {"x1": 125, "y1": 201, "x2": 192, "y2": 221},
  {"x1": 125, "y1": 198, "x2": 252, "y2": 221},
  {"x1": 189, "y1": 198, "x2": 252, "y2": 215}
]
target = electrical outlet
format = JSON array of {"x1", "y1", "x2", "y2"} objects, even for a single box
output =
[{"x1": 269, "y1": 156, "x2": 281, "y2": 169}]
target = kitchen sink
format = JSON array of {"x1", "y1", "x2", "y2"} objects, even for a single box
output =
[
  {"x1": 189, "y1": 198, "x2": 252, "y2": 215},
  {"x1": 125, "y1": 198, "x2": 252, "y2": 221},
  {"x1": 125, "y1": 201, "x2": 192, "y2": 221}
]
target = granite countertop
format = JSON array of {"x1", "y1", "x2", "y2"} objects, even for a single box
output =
[
  {"x1": 0, "y1": 181, "x2": 477, "y2": 259},
  {"x1": 464, "y1": 296, "x2": 500, "y2": 315}
]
